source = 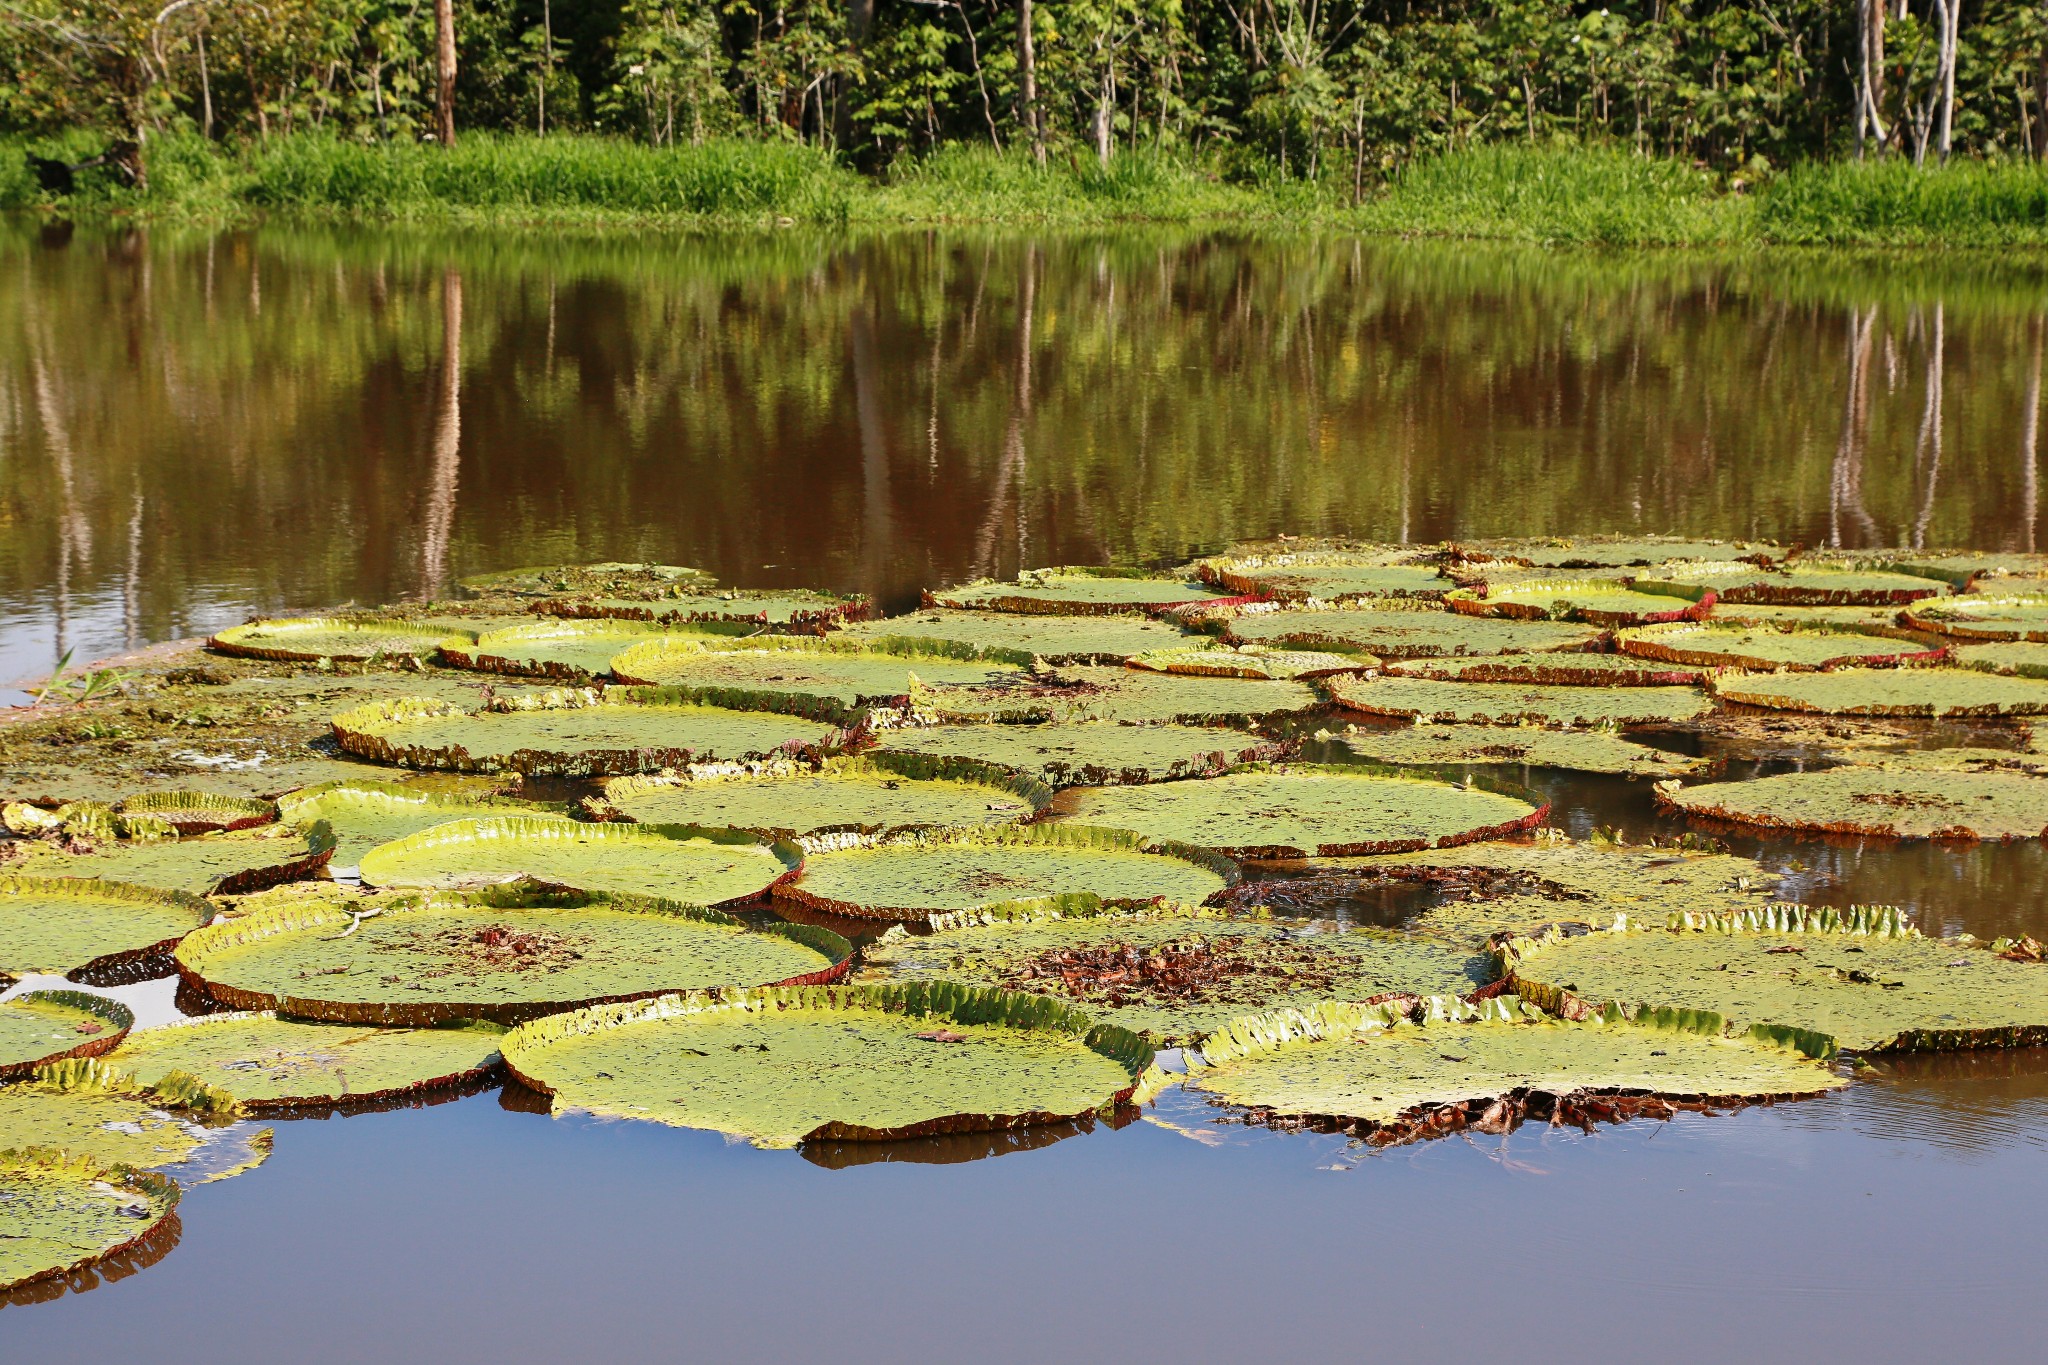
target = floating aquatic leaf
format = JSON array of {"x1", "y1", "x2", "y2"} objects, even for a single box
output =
[
  {"x1": 1187, "y1": 998, "x2": 1841, "y2": 1140},
  {"x1": 1711, "y1": 602, "x2": 1927, "y2": 636},
  {"x1": 499, "y1": 982, "x2": 1154, "y2": 1147},
  {"x1": 438, "y1": 619, "x2": 754, "y2": 682},
  {"x1": 1332, "y1": 722, "x2": 1707, "y2": 776},
  {"x1": 92, "y1": 1013, "x2": 504, "y2": 1111},
  {"x1": 276, "y1": 780, "x2": 551, "y2": 867},
  {"x1": 111, "y1": 793, "x2": 277, "y2": 837},
  {"x1": 1449, "y1": 537, "x2": 1776, "y2": 569},
  {"x1": 1618, "y1": 621, "x2": 1944, "y2": 672},
  {"x1": 1447, "y1": 576, "x2": 1712, "y2": 627},
  {"x1": 926, "y1": 568, "x2": 1217, "y2": 616},
  {"x1": 0, "y1": 878, "x2": 214, "y2": 982},
  {"x1": 1637, "y1": 564, "x2": 1949, "y2": 607},
  {"x1": 607, "y1": 636, "x2": 1028, "y2": 719},
  {"x1": 1905, "y1": 595, "x2": 2048, "y2": 642},
  {"x1": 179, "y1": 882, "x2": 847, "y2": 1025},
  {"x1": 1212, "y1": 600, "x2": 1604, "y2": 658},
  {"x1": 1953, "y1": 642, "x2": 2048, "y2": 678},
  {"x1": 1326, "y1": 675, "x2": 1710, "y2": 727},
  {"x1": 1194, "y1": 550, "x2": 1452, "y2": 603},
  {"x1": 0, "y1": 1074, "x2": 218, "y2": 1170},
  {"x1": 1655, "y1": 754, "x2": 2048, "y2": 840},
  {"x1": 1710, "y1": 666, "x2": 2048, "y2": 717},
  {"x1": 1384, "y1": 651, "x2": 1706, "y2": 686},
  {"x1": 6, "y1": 824, "x2": 335, "y2": 898},
  {"x1": 1500, "y1": 909, "x2": 2048, "y2": 1051},
  {"x1": 1125, "y1": 644, "x2": 1366, "y2": 679},
  {"x1": 864, "y1": 908, "x2": 1489, "y2": 1043},
  {"x1": 1049, "y1": 764, "x2": 1545, "y2": 859},
  {"x1": 0, "y1": 1148, "x2": 179, "y2": 1295},
  {"x1": 872, "y1": 721, "x2": 1290, "y2": 788},
  {"x1": 357, "y1": 815, "x2": 801, "y2": 906},
  {"x1": 331, "y1": 688, "x2": 844, "y2": 776},
  {"x1": 537, "y1": 588, "x2": 868, "y2": 630},
  {"x1": 208, "y1": 617, "x2": 474, "y2": 664},
  {"x1": 604, "y1": 754, "x2": 1047, "y2": 841},
  {"x1": 839, "y1": 609, "x2": 1191, "y2": 664},
  {"x1": 921, "y1": 665, "x2": 1319, "y2": 727},
  {"x1": 777, "y1": 824, "x2": 1235, "y2": 920},
  {"x1": 0, "y1": 992, "x2": 134, "y2": 1081},
  {"x1": 457, "y1": 563, "x2": 717, "y2": 599}
]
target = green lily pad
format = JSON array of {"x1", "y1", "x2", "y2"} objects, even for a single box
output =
[
  {"x1": 1904, "y1": 595, "x2": 2048, "y2": 642},
  {"x1": 1954, "y1": 642, "x2": 2048, "y2": 678},
  {"x1": 926, "y1": 568, "x2": 1217, "y2": 616},
  {"x1": 872, "y1": 721, "x2": 1290, "y2": 788},
  {"x1": 276, "y1": 780, "x2": 551, "y2": 867},
  {"x1": 499, "y1": 982, "x2": 1155, "y2": 1147},
  {"x1": 1710, "y1": 666, "x2": 2048, "y2": 717},
  {"x1": 863, "y1": 908, "x2": 1490, "y2": 1044},
  {"x1": 607, "y1": 636, "x2": 1029, "y2": 720},
  {"x1": 1214, "y1": 601, "x2": 1605, "y2": 658},
  {"x1": 438, "y1": 620, "x2": 752, "y2": 682},
  {"x1": 458, "y1": 563, "x2": 717, "y2": 598},
  {"x1": 1447, "y1": 577, "x2": 1710, "y2": 627},
  {"x1": 922, "y1": 666, "x2": 1319, "y2": 727},
  {"x1": 1332, "y1": 723, "x2": 1708, "y2": 777},
  {"x1": 1126, "y1": 645, "x2": 1366, "y2": 679},
  {"x1": 357, "y1": 815, "x2": 800, "y2": 906},
  {"x1": 93, "y1": 1013, "x2": 504, "y2": 1111},
  {"x1": 1048, "y1": 764, "x2": 1545, "y2": 859},
  {"x1": 1452, "y1": 537, "x2": 1775, "y2": 569},
  {"x1": 208, "y1": 617, "x2": 474, "y2": 664},
  {"x1": 840, "y1": 609, "x2": 1192, "y2": 664},
  {"x1": 1188, "y1": 998, "x2": 1842, "y2": 1138},
  {"x1": 0, "y1": 992, "x2": 134, "y2": 1081},
  {"x1": 332, "y1": 688, "x2": 843, "y2": 776},
  {"x1": 604, "y1": 754, "x2": 1047, "y2": 841},
  {"x1": 1195, "y1": 551, "x2": 1452, "y2": 603},
  {"x1": 1327, "y1": 675, "x2": 1711, "y2": 727},
  {"x1": 179, "y1": 882, "x2": 847, "y2": 1026},
  {"x1": 1654, "y1": 755, "x2": 2048, "y2": 840},
  {"x1": 1384, "y1": 651, "x2": 1707, "y2": 686},
  {"x1": 1619, "y1": 621, "x2": 1944, "y2": 671},
  {"x1": 112, "y1": 793, "x2": 277, "y2": 836},
  {"x1": 777, "y1": 824, "x2": 1235, "y2": 920},
  {"x1": 1500, "y1": 908, "x2": 2048, "y2": 1051},
  {"x1": 0, "y1": 1148, "x2": 180, "y2": 1295},
  {"x1": 0, "y1": 878, "x2": 215, "y2": 981},
  {"x1": 8, "y1": 823, "x2": 335, "y2": 898},
  {"x1": 1638, "y1": 564, "x2": 1949, "y2": 607},
  {"x1": 0, "y1": 1077, "x2": 215, "y2": 1171},
  {"x1": 538, "y1": 589, "x2": 868, "y2": 629},
  {"x1": 1712, "y1": 602, "x2": 1927, "y2": 636}
]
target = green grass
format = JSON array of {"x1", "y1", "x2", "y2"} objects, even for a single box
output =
[{"x1": 7, "y1": 132, "x2": 2048, "y2": 247}]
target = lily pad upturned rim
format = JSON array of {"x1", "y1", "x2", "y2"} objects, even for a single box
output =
[
  {"x1": 923, "y1": 566, "x2": 1227, "y2": 618},
  {"x1": 1901, "y1": 594, "x2": 2048, "y2": 642},
  {"x1": 0, "y1": 1145, "x2": 182, "y2": 1296},
  {"x1": 1324, "y1": 674, "x2": 1712, "y2": 728},
  {"x1": 1125, "y1": 644, "x2": 1371, "y2": 679},
  {"x1": 1446, "y1": 578, "x2": 1715, "y2": 627},
  {"x1": 870, "y1": 718, "x2": 1297, "y2": 788},
  {"x1": 604, "y1": 636, "x2": 1029, "y2": 723},
  {"x1": 174, "y1": 883, "x2": 851, "y2": 1026},
  {"x1": 435, "y1": 619, "x2": 755, "y2": 682},
  {"x1": 1618, "y1": 621, "x2": 1948, "y2": 672},
  {"x1": 499, "y1": 980, "x2": 1159, "y2": 1144},
  {"x1": 1707, "y1": 665, "x2": 2048, "y2": 718},
  {"x1": 1193, "y1": 552, "x2": 1454, "y2": 603},
  {"x1": 1636, "y1": 565, "x2": 1950, "y2": 608},
  {"x1": 532, "y1": 588, "x2": 872, "y2": 630},
  {"x1": 456, "y1": 562, "x2": 719, "y2": 598},
  {"x1": 1382, "y1": 651, "x2": 1708, "y2": 687},
  {"x1": 1444, "y1": 536, "x2": 1781, "y2": 570},
  {"x1": 1650, "y1": 768, "x2": 2048, "y2": 842},
  {"x1": 0, "y1": 991, "x2": 136, "y2": 1082},
  {"x1": 207, "y1": 616, "x2": 477, "y2": 664},
  {"x1": 113, "y1": 792, "x2": 279, "y2": 836},
  {"x1": 0, "y1": 876, "x2": 218, "y2": 983},
  {"x1": 773, "y1": 822, "x2": 1241, "y2": 921}
]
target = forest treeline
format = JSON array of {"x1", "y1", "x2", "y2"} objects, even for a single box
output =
[{"x1": 7, "y1": 0, "x2": 2048, "y2": 189}]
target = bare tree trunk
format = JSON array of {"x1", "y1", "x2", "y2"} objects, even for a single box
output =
[
  {"x1": 2037, "y1": 1, "x2": 2048, "y2": 160},
  {"x1": 1937, "y1": 0, "x2": 1960, "y2": 161},
  {"x1": 1857, "y1": 0, "x2": 1888, "y2": 156},
  {"x1": 1092, "y1": 74, "x2": 1113, "y2": 168},
  {"x1": 1018, "y1": 0, "x2": 1044, "y2": 164},
  {"x1": 434, "y1": 0, "x2": 458, "y2": 145},
  {"x1": 197, "y1": 30, "x2": 213, "y2": 138},
  {"x1": 421, "y1": 269, "x2": 463, "y2": 596}
]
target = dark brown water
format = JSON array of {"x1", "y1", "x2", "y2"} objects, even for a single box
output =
[{"x1": 7, "y1": 223, "x2": 2048, "y2": 1360}]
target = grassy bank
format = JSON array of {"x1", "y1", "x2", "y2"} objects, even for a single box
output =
[{"x1": 7, "y1": 133, "x2": 2048, "y2": 246}]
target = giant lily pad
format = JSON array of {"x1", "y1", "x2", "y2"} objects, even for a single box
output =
[
  {"x1": 1451, "y1": 537, "x2": 1775, "y2": 570},
  {"x1": 1618, "y1": 621, "x2": 1943, "y2": 672},
  {"x1": 1194, "y1": 551, "x2": 1452, "y2": 603},
  {"x1": 1637, "y1": 564, "x2": 1949, "y2": 607},
  {"x1": 1384, "y1": 651, "x2": 1706, "y2": 686},
  {"x1": 607, "y1": 636, "x2": 1028, "y2": 721},
  {"x1": 1049, "y1": 764, "x2": 1546, "y2": 859},
  {"x1": 0, "y1": 1077, "x2": 216, "y2": 1170},
  {"x1": 922, "y1": 666, "x2": 1319, "y2": 727},
  {"x1": 1326, "y1": 675, "x2": 1710, "y2": 727},
  {"x1": 776, "y1": 824, "x2": 1235, "y2": 920},
  {"x1": 1187, "y1": 998, "x2": 1842, "y2": 1140},
  {"x1": 538, "y1": 588, "x2": 867, "y2": 630},
  {"x1": 1710, "y1": 667, "x2": 2048, "y2": 717},
  {"x1": 1333, "y1": 723, "x2": 1707, "y2": 777},
  {"x1": 1447, "y1": 577, "x2": 1711, "y2": 627},
  {"x1": 332, "y1": 689, "x2": 843, "y2": 776},
  {"x1": 863, "y1": 907, "x2": 1490, "y2": 1044},
  {"x1": 113, "y1": 793, "x2": 277, "y2": 837},
  {"x1": 840, "y1": 609, "x2": 1192, "y2": 664},
  {"x1": 92, "y1": 1013, "x2": 504, "y2": 1111},
  {"x1": 0, "y1": 992, "x2": 134, "y2": 1081},
  {"x1": 926, "y1": 568, "x2": 1218, "y2": 616},
  {"x1": 603, "y1": 754, "x2": 1047, "y2": 841},
  {"x1": 1500, "y1": 909, "x2": 2048, "y2": 1051},
  {"x1": 356, "y1": 815, "x2": 800, "y2": 906},
  {"x1": 1214, "y1": 601, "x2": 1604, "y2": 658},
  {"x1": 0, "y1": 879, "x2": 214, "y2": 982},
  {"x1": 438, "y1": 619, "x2": 752, "y2": 682},
  {"x1": 1954, "y1": 642, "x2": 2048, "y2": 678},
  {"x1": 1904, "y1": 595, "x2": 2048, "y2": 642},
  {"x1": 499, "y1": 982, "x2": 1155, "y2": 1147},
  {"x1": 1125, "y1": 645, "x2": 1365, "y2": 679},
  {"x1": 6, "y1": 824, "x2": 335, "y2": 897},
  {"x1": 1654, "y1": 755, "x2": 2048, "y2": 840},
  {"x1": 458, "y1": 563, "x2": 717, "y2": 599},
  {"x1": 208, "y1": 617, "x2": 474, "y2": 664},
  {"x1": 178, "y1": 882, "x2": 847, "y2": 1025},
  {"x1": 0, "y1": 1148, "x2": 180, "y2": 1294},
  {"x1": 276, "y1": 780, "x2": 551, "y2": 868},
  {"x1": 1712, "y1": 602, "x2": 1927, "y2": 636},
  {"x1": 872, "y1": 721, "x2": 1290, "y2": 788}
]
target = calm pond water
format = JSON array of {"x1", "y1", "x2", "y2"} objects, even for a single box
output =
[{"x1": 7, "y1": 223, "x2": 2048, "y2": 1359}]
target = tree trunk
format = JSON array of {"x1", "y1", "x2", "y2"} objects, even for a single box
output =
[
  {"x1": 2037, "y1": 0, "x2": 2048, "y2": 160},
  {"x1": 1856, "y1": 0, "x2": 1887, "y2": 156},
  {"x1": 1018, "y1": 0, "x2": 1044, "y2": 164},
  {"x1": 1092, "y1": 76, "x2": 1113, "y2": 168},
  {"x1": 434, "y1": 0, "x2": 458, "y2": 145},
  {"x1": 1938, "y1": 0, "x2": 1959, "y2": 162}
]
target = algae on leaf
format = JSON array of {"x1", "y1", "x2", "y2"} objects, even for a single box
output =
[
  {"x1": 500, "y1": 982, "x2": 1154, "y2": 1147},
  {"x1": 1049, "y1": 764, "x2": 1545, "y2": 859},
  {"x1": 1213, "y1": 601, "x2": 1604, "y2": 658},
  {"x1": 1710, "y1": 666, "x2": 2048, "y2": 717},
  {"x1": 0, "y1": 878, "x2": 214, "y2": 982},
  {"x1": 926, "y1": 567, "x2": 1216, "y2": 616},
  {"x1": 0, "y1": 992, "x2": 134, "y2": 1080},
  {"x1": 1327, "y1": 675, "x2": 1710, "y2": 727},
  {"x1": 209, "y1": 617, "x2": 474, "y2": 664},
  {"x1": 0, "y1": 1148, "x2": 180, "y2": 1295},
  {"x1": 604, "y1": 754, "x2": 1046, "y2": 841},
  {"x1": 872, "y1": 720, "x2": 1289, "y2": 787},
  {"x1": 1333, "y1": 722, "x2": 1708, "y2": 776},
  {"x1": 840, "y1": 609, "x2": 1192, "y2": 664},
  {"x1": 1619, "y1": 621, "x2": 1943, "y2": 672}
]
